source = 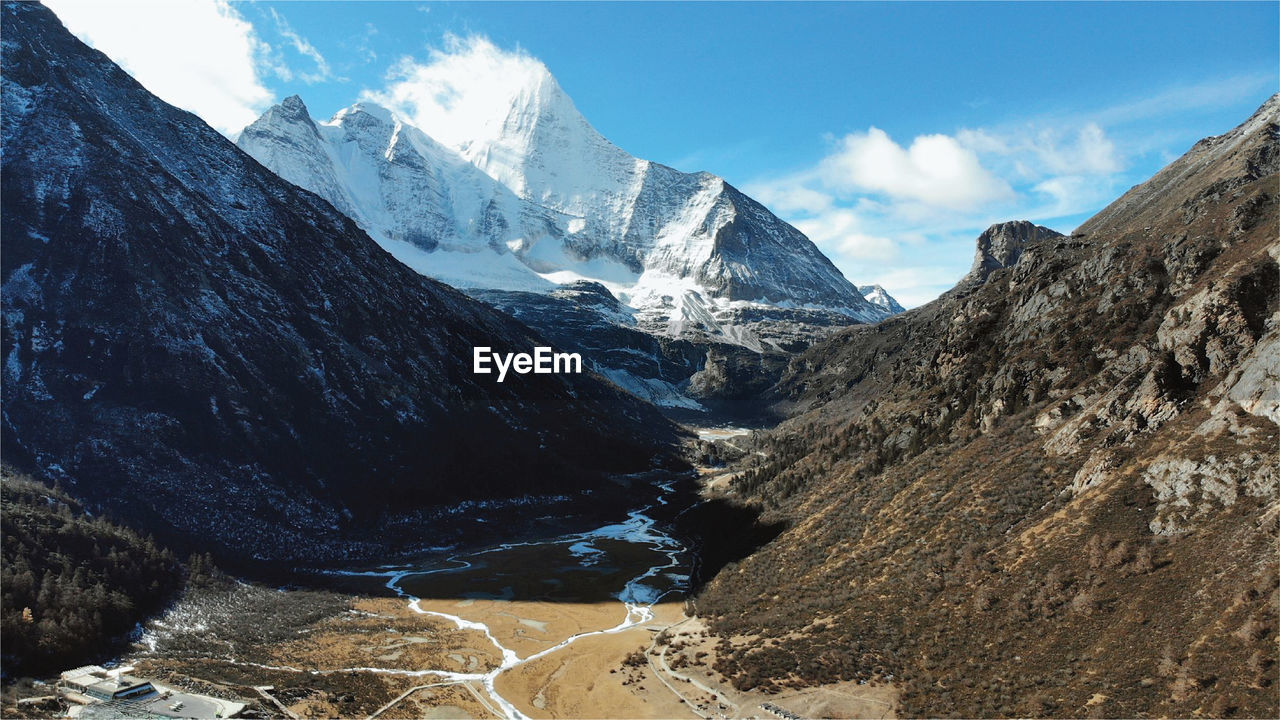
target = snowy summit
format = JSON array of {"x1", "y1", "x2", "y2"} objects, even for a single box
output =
[{"x1": 237, "y1": 47, "x2": 890, "y2": 345}]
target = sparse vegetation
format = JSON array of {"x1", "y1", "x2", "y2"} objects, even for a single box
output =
[{"x1": 692, "y1": 113, "x2": 1280, "y2": 717}]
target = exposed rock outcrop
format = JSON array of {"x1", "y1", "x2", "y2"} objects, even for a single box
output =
[{"x1": 961, "y1": 220, "x2": 1063, "y2": 287}]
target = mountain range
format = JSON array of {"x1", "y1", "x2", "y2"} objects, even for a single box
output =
[
  {"x1": 236, "y1": 88, "x2": 885, "y2": 331},
  {"x1": 235, "y1": 73, "x2": 895, "y2": 412}
]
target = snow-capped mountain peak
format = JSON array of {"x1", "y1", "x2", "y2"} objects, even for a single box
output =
[
  {"x1": 859, "y1": 284, "x2": 906, "y2": 316},
  {"x1": 2, "y1": 1, "x2": 680, "y2": 558},
  {"x1": 239, "y1": 46, "x2": 887, "y2": 346},
  {"x1": 460, "y1": 65, "x2": 636, "y2": 207}
]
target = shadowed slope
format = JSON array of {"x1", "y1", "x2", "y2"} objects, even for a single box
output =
[{"x1": 1, "y1": 3, "x2": 684, "y2": 564}]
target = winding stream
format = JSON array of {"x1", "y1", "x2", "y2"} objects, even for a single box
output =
[{"x1": 335, "y1": 474, "x2": 691, "y2": 719}]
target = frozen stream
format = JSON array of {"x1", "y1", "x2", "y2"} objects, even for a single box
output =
[
  {"x1": 694, "y1": 426, "x2": 752, "y2": 442},
  {"x1": 334, "y1": 475, "x2": 690, "y2": 719}
]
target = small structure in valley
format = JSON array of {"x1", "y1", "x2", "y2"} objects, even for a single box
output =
[
  {"x1": 58, "y1": 666, "x2": 246, "y2": 719},
  {"x1": 60, "y1": 666, "x2": 157, "y2": 703}
]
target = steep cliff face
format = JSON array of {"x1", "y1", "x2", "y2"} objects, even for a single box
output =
[
  {"x1": 686, "y1": 96, "x2": 1279, "y2": 717},
  {"x1": 0, "y1": 3, "x2": 683, "y2": 563},
  {"x1": 960, "y1": 220, "x2": 1064, "y2": 287}
]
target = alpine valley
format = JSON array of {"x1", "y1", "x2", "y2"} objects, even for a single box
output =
[{"x1": 1, "y1": 3, "x2": 1276, "y2": 720}]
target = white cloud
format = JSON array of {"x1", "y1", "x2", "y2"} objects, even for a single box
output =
[
  {"x1": 744, "y1": 183, "x2": 833, "y2": 215},
  {"x1": 818, "y1": 128, "x2": 1014, "y2": 211},
  {"x1": 959, "y1": 122, "x2": 1121, "y2": 178},
  {"x1": 1030, "y1": 175, "x2": 1120, "y2": 218},
  {"x1": 1070, "y1": 123, "x2": 1120, "y2": 174},
  {"x1": 363, "y1": 35, "x2": 549, "y2": 149},
  {"x1": 43, "y1": 0, "x2": 275, "y2": 135},
  {"x1": 791, "y1": 209, "x2": 899, "y2": 263}
]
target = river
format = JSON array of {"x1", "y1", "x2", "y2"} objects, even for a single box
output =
[{"x1": 333, "y1": 473, "x2": 692, "y2": 719}]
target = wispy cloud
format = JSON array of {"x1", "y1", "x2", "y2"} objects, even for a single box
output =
[
  {"x1": 363, "y1": 35, "x2": 549, "y2": 151},
  {"x1": 791, "y1": 209, "x2": 901, "y2": 263},
  {"x1": 356, "y1": 23, "x2": 380, "y2": 65},
  {"x1": 667, "y1": 138, "x2": 767, "y2": 178},
  {"x1": 1091, "y1": 73, "x2": 1275, "y2": 127},
  {"x1": 265, "y1": 8, "x2": 338, "y2": 84},
  {"x1": 958, "y1": 122, "x2": 1121, "y2": 178},
  {"x1": 748, "y1": 75, "x2": 1271, "y2": 308}
]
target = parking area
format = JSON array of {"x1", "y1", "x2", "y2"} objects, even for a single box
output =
[{"x1": 136, "y1": 688, "x2": 245, "y2": 719}]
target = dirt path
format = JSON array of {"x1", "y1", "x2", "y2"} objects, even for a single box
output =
[
  {"x1": 643, "y1": 616, "x2": 743, "y2": 719},
  {"x1": 254, "y1": 686, "x2": 301, "y2": 719},
  {"x1": 367, "y1": 681, "x2": 467, "y2": 719}
]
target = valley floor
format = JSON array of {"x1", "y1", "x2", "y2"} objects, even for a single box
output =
[
  {"x1": 3, "y1": 439, "x2": 898, "y2": 720},
  {"x1": 88, "y1": 586, "x2": 895, "y2": 720}
]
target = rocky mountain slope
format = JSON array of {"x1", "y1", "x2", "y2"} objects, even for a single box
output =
[
  {"x1": 684, "y1": 96, "x2": 1279, "y2": 717},
  {"x1": 0, "y1": 2, "x2": 683, "y2": 564}
]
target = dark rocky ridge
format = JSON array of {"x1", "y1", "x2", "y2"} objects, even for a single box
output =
[
  {"x1": 0, "y1": 3, "x2": 684, "y2": 564},
  {"x1": 474, "y1": 284, "x2": 852, "y2": 418},
  {"x1": 689, "y1": 96, "x2": 1279, "y2": 717}
]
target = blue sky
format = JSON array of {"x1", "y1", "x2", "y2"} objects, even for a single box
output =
[{"x1": 44, "y1": 1, "x2": 1279, "y2": 306}]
